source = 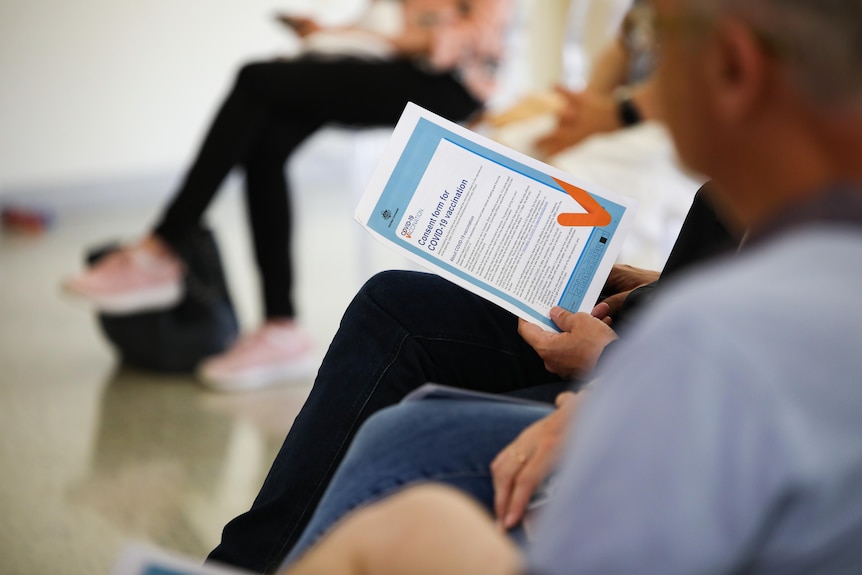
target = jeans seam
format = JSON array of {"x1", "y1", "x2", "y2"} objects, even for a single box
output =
[{"x1": 264, "y1": 315, "x2": 413, "y2": 572}]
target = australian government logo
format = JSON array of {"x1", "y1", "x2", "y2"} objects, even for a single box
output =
[{"x1": 380, "y1": 207, "x2": 400, "y2": 229}]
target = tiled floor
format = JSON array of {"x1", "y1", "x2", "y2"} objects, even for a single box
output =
[{"x1": 0, "y1": 130, "x2": 411, "y2": 574}]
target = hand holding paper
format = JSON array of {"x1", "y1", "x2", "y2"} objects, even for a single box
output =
[
  {"x1": 517, "y1": 307, "x2": 617, "y2": 379},
  {"x1": 355, "y1": 103, "x2": 638, "y2": 331}
]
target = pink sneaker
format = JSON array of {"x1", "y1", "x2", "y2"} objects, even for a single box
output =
[
  {"x1": 197, "y1": 322, "x2": 317, "y2": 392},
  {"x1": 63, "y1": 243, "x2": 184, "y2": 314}
]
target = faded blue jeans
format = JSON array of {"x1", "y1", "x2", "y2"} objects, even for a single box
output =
[
  {"x1": 281, "y1": 399, "x2": 554, "y2": 568},
  {"x1": 207, "y1": 270, "x2": 569, "y2": 573}
]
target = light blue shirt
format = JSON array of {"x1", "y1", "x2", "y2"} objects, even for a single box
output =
[{"x1": 527, "y1": 226, "x2": 862, "y2": 574}]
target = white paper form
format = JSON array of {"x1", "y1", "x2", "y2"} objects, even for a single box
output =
[{"x1": 356, "y1": 103, "x2": 638, "y2": 331}]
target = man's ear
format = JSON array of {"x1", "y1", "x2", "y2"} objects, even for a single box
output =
[{"x1": 704, "y1": 17, "x2": 770, "y2": 124}]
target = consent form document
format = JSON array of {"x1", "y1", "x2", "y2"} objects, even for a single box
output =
[{"x1": 355, "y1": 103, "x2": 638, "y2": 331}]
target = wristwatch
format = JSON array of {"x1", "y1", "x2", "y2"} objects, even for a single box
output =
[{"x1": 616, "y1": 95, "x2": 643, "y2": 127}]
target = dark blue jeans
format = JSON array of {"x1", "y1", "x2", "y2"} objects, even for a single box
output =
[
  {"x1": 280, "y1": 400, "x2": 553, "y2": 568},
  {"x1": 207, "y1": 270, "x2": 569, "y2": 573}
]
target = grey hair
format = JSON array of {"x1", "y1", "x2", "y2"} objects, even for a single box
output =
[{"x1": 686, "y1": 0, "x2": 862, "y2": 106}]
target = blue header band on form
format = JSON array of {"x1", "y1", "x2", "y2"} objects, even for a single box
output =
[{"x1": 367, "y1": 118, "x2": 628, "y2": 329}]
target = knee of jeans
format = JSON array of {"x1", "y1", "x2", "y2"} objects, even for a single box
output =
[
  {"x1": 235, "y1": 61, "x2": 277, "y2": 95},
  {"x1": 350, "y1": 271, "x2": 411, "y2": 314},
  {"x1": 358, "y1": 270, "x2": 439, "y2": 312},
  {"x1": 236, "y1": 61, "x2": 260, "y2": 85},
  {"x1": 360, "y1": 270, "x2": 414, "y2": 297},
  {"x1": 358, "y1": 403, "x2": 417, "y2": 439},
  {"x1": 350, "y1": 402, "x2": 433, "y2": 454}
]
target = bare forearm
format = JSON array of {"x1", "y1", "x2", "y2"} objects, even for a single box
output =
[
  {"x1": 387, "y1": 28, "x2": 433, "y2": 58},
  {"x1": 584, "y1": 33, "x2": 661, "y2": 123},
  {"x1": 584, "y1": 39, "x2": 629, "y2": 96},
  {"x1": 629, "y1": 78, "x2": 662, "y2": 122}
]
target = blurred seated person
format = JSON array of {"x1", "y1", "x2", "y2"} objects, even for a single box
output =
[
  {"x1": 63, "y1": 0, "x2": 514, "y2": 392},
  {"x1": 482, "y1": 0, "x2": 656, "y2": 156},
  {"x1": 483, "y1": 0, "x2": 702, "y2": 271}
]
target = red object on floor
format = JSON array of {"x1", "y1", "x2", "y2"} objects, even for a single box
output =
[{"x1": 1, "y1": 205, "x2": 55, "y2": 234}]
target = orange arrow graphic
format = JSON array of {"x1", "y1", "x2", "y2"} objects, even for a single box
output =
[{"x1": 553, "y1": 177, "x2": 612, "y2": 227}]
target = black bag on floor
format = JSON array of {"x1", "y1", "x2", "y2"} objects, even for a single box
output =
[{"x1": 87, "y1": 226, "x2": 239, "y2": 373}]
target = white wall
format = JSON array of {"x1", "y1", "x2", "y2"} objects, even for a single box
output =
[
  {"x1": 0, "y1": 0, "x2": 365, "y2": 194},
  {"x1": 0, "y1": 0, "x2": 629, "y2": 198}
]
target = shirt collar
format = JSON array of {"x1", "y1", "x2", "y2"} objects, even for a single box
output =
[{"x1": 740, "y1": 182, "x2": 862, "y2": 250}]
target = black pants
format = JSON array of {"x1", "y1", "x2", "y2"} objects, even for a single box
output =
[{"x1": 153, "y1": 57, "x2": 482, "y2": 319}]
